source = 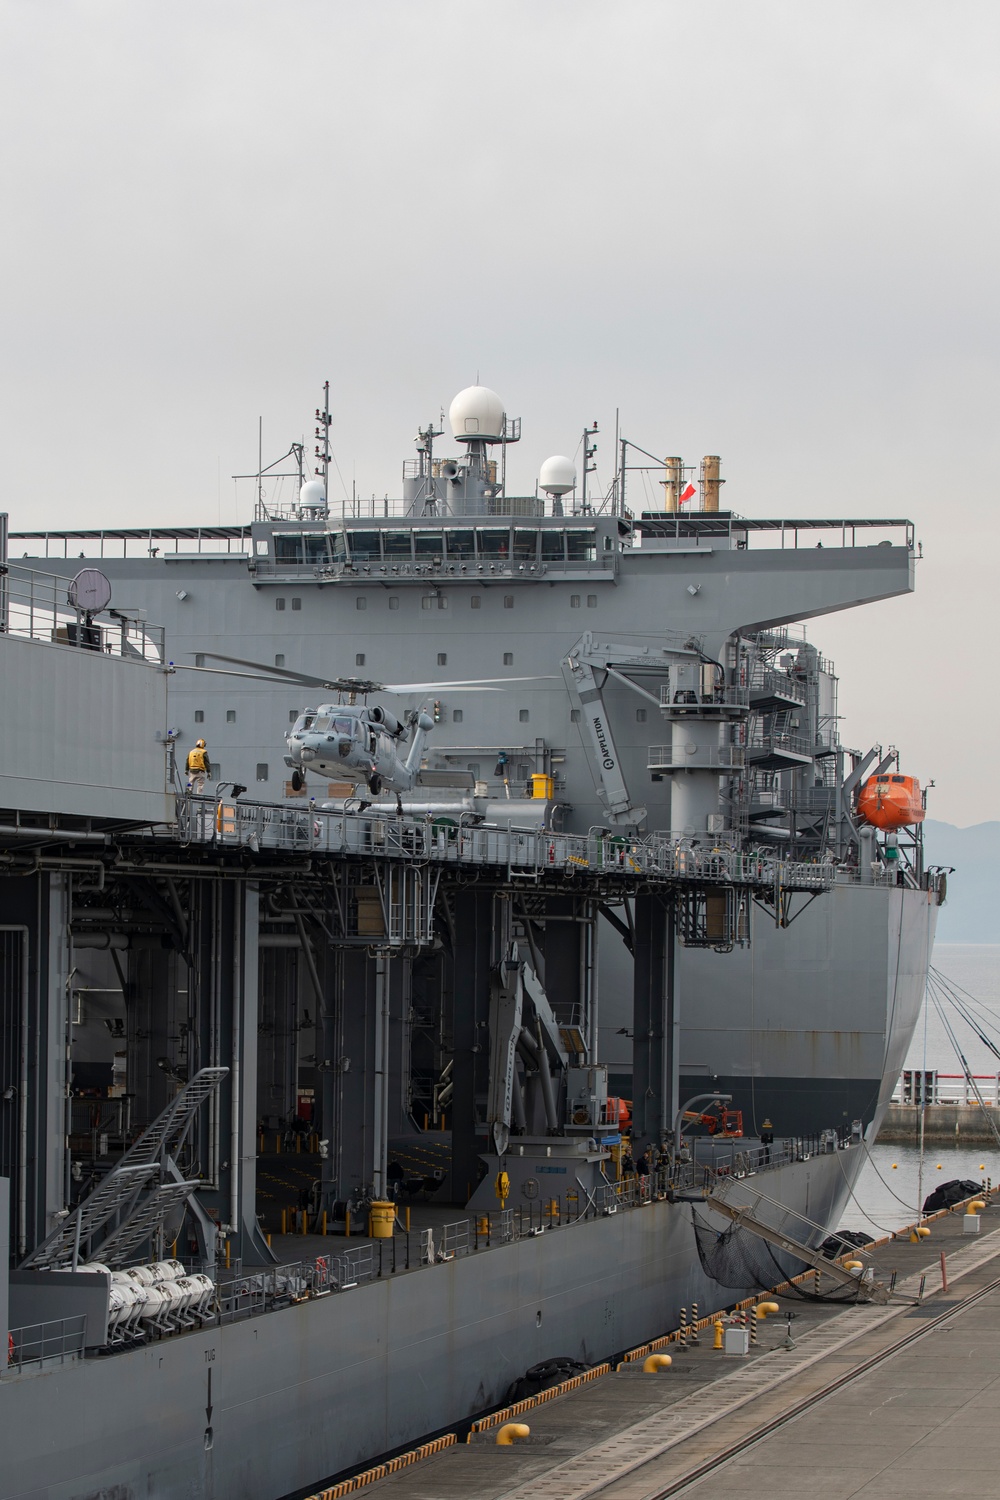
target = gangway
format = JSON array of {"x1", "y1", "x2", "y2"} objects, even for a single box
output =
[{"x1": 703, "y1": 1175, "x2": 891, "y2": 1303}]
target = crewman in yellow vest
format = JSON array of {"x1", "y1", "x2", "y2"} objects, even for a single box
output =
[{"x1": 185, "y1": 739, "x2": 210, "y2": 794}]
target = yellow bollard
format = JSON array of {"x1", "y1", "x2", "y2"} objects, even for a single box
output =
[
  {"x1": 968, "y1": 1200, "x2": 986, "y2": 1214},
  {"x1": 301, "y1": 1210, "x2": 308, "y2": 1235},
  {"x1": 844, "y1": 1259, "x2": 864, "y2": 1272},
  {"x1": 225, "y1": 1239, "x2": 231, "y2": 1269},
  {"x1": 281, "y1": 1208, "x2": 287, "y2": 1235},
  {"x1": 405, "y1": 1206, "x2": 411, "y2": 1232},
  {"x1": 643, "y1": 1353, "x2": 672, "y2": 1372},
  {"x1": 756, "y1": 1301, "x2": 780, "y2": 1318},
  {"x1": 713, "y1": 1321, "x2": 724, "y2": 1350},
  {"x1": 495, "y1": 1423, "x2": 530, "y2": 1446},
  {"x1": 321, "y1": 1210, "x2": 328, "y2": 1236},
  {"x1": 910, "y1": 1225, "x2": 931, "y2": 1241},
  {"x1": 345, "y1": 1209, "x2": 351, "y2": 1239}
]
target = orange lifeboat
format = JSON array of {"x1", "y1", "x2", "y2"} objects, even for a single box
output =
[{"x1": 857, "y1": 774, "x2": 925, "y2": 830}]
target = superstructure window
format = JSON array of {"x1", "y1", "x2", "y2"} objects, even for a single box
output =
[
  {"x1": 195, "y1": 653, "x2": 205, "y2": 667},
  {"x1": 566, "y1": 529, "x2": 597, "y2": 562},
  {"x1": 476, "y1": 529, "x2": 509, "y2": 559},
  {"x1": 503, "y1": 652, "x2": 514, "y2": 666},
  {"x1": 303, "y1": 534, "x2": 328, "y2": 565},
  {"x1": 194, "y1": 710, "x2": 204, "y2": 723},
  {"x1": 389, "y1": 597, "x2": 400, "y2": 610},
  {"x1": 446, "y1": 530, "x2": 474, "y2": 560},
  {"x1": 453, "y1": 709, "x2": 464, "y2": 723},
  {"x1": 570, "y1": 595, "x2": 580, "y2": 608},
  {"x1": 571, "y1": 709, "x2": 581, "y2": 722},
  {"x1": 275, "y1": 654, "x2": 285, "y2": 667},
  {"x1": 414, "y1": 532, "x2": 444, "y2": 560},
  {"x1": 503, "y1": 595, "x2": 514, "y2": 609},
  {"x1": 288, "y1": 710, "x2": 298, "y2": 723},
  {"x1": 519, "y1": 709, "x2": 529, "y2": 723},
  {"x1": 541, "y1": 532, "x2": 565, "y2": 562},
  {"x1": 226, "y1": 710, "x2": 236, "y2": 723},
  {"x1": 256, "y1": 763, "x2": 268, "y2": 782},
  {"x1": 347, "y1": 531, "x2": 379, "y2": 562},
  {"x1": 356, "y1": 597, "x2": 367, "y2": 610},
  {"x1": 275, "y1": 598, "x2": 286, "y2": 611},
  {"x1": 587, "y1": 594, "x2": 597, "y2": 608},
  {"x1": 636, "y1": 709, "x2": 647, "y2": 723},
  {"x1": 470, "y1": 596, "x2": 482, "y2": 609},
  {"x1": 383, "y1": 531, "x2": 412, "y2": 560},
  {"x1": 356, "y1": 654, "x2": 366, "y2": 666},
  {"x1": 513, "y1": 530, "x2": 538, "y2": 562},
  {"x1": 274, "y1": 535, "x2": 303, "y2": 565},
  {"x1": 292, "y1": 598, "x2": 302, "y2": 611},
  {"x1": 437, "y1": 653, "x2": 447, "y2": 666}
]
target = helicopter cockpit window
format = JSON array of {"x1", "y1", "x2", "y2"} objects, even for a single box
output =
[
  {"x1": 303, "y1": 534, "x2": 329, "y2": 565},
  {"x1": 312, "y1": 715, "x2": 332, "y2": 731},
  {"x1": 445, "y1": 530, "x2": 474, "y2": 559},
  {"x1": 414, "y1": 532, "x2": 443, "y2": 559},
  {"x1": 540, "y1": 531, "x2": 566, "y2": 561},
  {"x1": 383, "y1": 531, "x2": 413, "y2": 560},
  {"x1": 293, "y1": 714, "x2": 316, "y2": 732},
  {"x1": 477, "y1": 529, "x2": 510, "y2": 559},
  {"x1": 513, "y1": 529, "x2": 539, "y2": 562},
  {"x1": 275, "y1": 534, "x2": 303, "y2": 565},
  {"x1": 566, "y1": 529, "x2": 597, "y2": 562},
  {"x1": 346, "y1": 531, "x2": 379, "y2": 562},
  {"x1": 333, "y1": 715, "x2": 355, "y2": 736}
]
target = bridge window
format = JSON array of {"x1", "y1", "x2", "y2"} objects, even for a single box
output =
[
  {"x1": 513, "y1": 530, "x2": 538, "y2": 562},
  {"x1": 566, "y1": 530, "x2": 597, "y2": 562},
  {"x1": 414, "y1": 532, "x2": 443, "y2": 559},
  {"x1": 303, "y1": 534, "x2": 328, "y2": 565},
  {"x1": 346, "y1": 531, "x2": 379, "y2": 562},
  {"x1": 477, "y1": 529, "x2": 509, "y2": 559},
  {"x1": 446, "y1": 530, "x2": 475, "y2": 560},
  {"x1": 274, "y1": 535, "x2": 303, "y2": 565},
  {"x1": 541, "y1": 532, "x2": 565, "y2": 562},
  {"x1": 383, "y1": 531, "x2": 412, "y2": 560}
]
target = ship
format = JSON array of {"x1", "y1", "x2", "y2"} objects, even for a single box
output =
[{"x1": 0, "y1": 385, "x2": 941, "y2": 1499}]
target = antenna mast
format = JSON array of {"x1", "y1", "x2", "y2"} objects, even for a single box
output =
[{"x1": 315, "y1": 381, "x2": 332, "y2": 502}]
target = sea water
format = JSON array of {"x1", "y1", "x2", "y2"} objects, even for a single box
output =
[{"x1": 840, "y1": 943, "x2": 1000, "y2": 1235}]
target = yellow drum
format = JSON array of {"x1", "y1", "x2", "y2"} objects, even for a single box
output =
[{"x1": 369, "y1": 1201, "x2": 396, "y2": 1238}]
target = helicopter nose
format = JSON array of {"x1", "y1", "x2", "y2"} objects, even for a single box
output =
[{"x1": 300, "y1": 748, "x2": 316, "y2": 763}]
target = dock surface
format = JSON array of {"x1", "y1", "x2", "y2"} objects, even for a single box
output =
[{"x1": 317, "y1": 1195, "x2": 1000, "y2": 1500}]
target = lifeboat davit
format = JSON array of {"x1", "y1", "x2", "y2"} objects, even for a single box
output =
[{"x1": 857, "y1": 773, "x2": 924, "y2": 830}]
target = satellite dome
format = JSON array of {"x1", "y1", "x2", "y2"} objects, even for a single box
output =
[
  {"x1": 539, "y1": 455, "x2": 577, "y2": 497},
  {"x1": 299, "y1": 479, "x2": 327, "y2": 510},
  {"x1": 449, "y1": 385, "x2": 505, "y2": 443}
]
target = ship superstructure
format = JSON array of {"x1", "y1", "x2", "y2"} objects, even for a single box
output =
[{"x1": 0, "y1": 387, "x2": 941, "y2": 1500}]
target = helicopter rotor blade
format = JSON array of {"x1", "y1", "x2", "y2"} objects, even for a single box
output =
[
  {"x1": 187, "y1": 654, "x2": 556, "y2": 695},
  {"x1": 379, "y1": 677, "x2": 556, "y2": 693}
]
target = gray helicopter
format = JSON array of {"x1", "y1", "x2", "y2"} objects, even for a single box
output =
[{"x1": 180, "y1": 653, "x2": 548, "y2": 798}]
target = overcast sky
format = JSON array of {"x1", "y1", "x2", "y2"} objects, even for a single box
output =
[{"x1": 1, "y1": 1, "x2": 997, "y2": 825}]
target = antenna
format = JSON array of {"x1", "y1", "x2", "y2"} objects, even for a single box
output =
[{"x1": 315, "y1": 381, "x2": 332, "y2": 500}]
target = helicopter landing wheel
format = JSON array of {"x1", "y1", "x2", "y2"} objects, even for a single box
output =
[
  {"x1": 291, "y1": 770, "x2": 304, "y2": 792},
  {"x1": 368, "y1": 774, "x2": 382, "y2": 796}
]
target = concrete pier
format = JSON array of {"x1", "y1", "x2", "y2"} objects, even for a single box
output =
[{"x1": 314, "y1": 1193, "x2": 1000, "y2": 1499}]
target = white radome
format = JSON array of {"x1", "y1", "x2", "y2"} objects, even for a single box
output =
[
  {"x1": 539, "y1": 455, "x2": 577, "y2": 497},
  {"x1": 449, "y1": 385, "x2": 505, "y2": 442},
  {"x1": 299, "y1": 479, "x2": 327, "y2": 509}
]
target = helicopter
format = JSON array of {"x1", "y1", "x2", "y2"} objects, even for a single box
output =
[{"x1": 178, "y1": 652, "x2": 550, "y2": 799}]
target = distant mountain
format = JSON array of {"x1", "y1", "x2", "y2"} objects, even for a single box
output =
[{"x1": 922, "y1": 820, "x2": 1000, "y2": 943}]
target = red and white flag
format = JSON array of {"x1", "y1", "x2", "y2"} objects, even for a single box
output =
[{"x1": 679, "y1": 483, "x2": 697, "y2": 506}]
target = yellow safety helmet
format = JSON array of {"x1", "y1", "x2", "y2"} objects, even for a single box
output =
[{"x1": 196, "y1": 739, "x2": 206, "y2": 748}]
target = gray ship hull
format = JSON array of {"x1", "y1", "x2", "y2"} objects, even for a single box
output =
[{"x1": 1, "y1": 1147, "x2": 863, "y2": 1500}]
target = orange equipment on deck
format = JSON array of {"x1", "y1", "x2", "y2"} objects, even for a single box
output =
[
  {"x1": 603, "y1": 1097, "x2": 632, "y2": 1131},
  {"x1": 681, "y1": 1106, "x2": 744, "y2": 1138},
  {"x1": 857, "y1": 773, "x2": 925, "y2": 830}
]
